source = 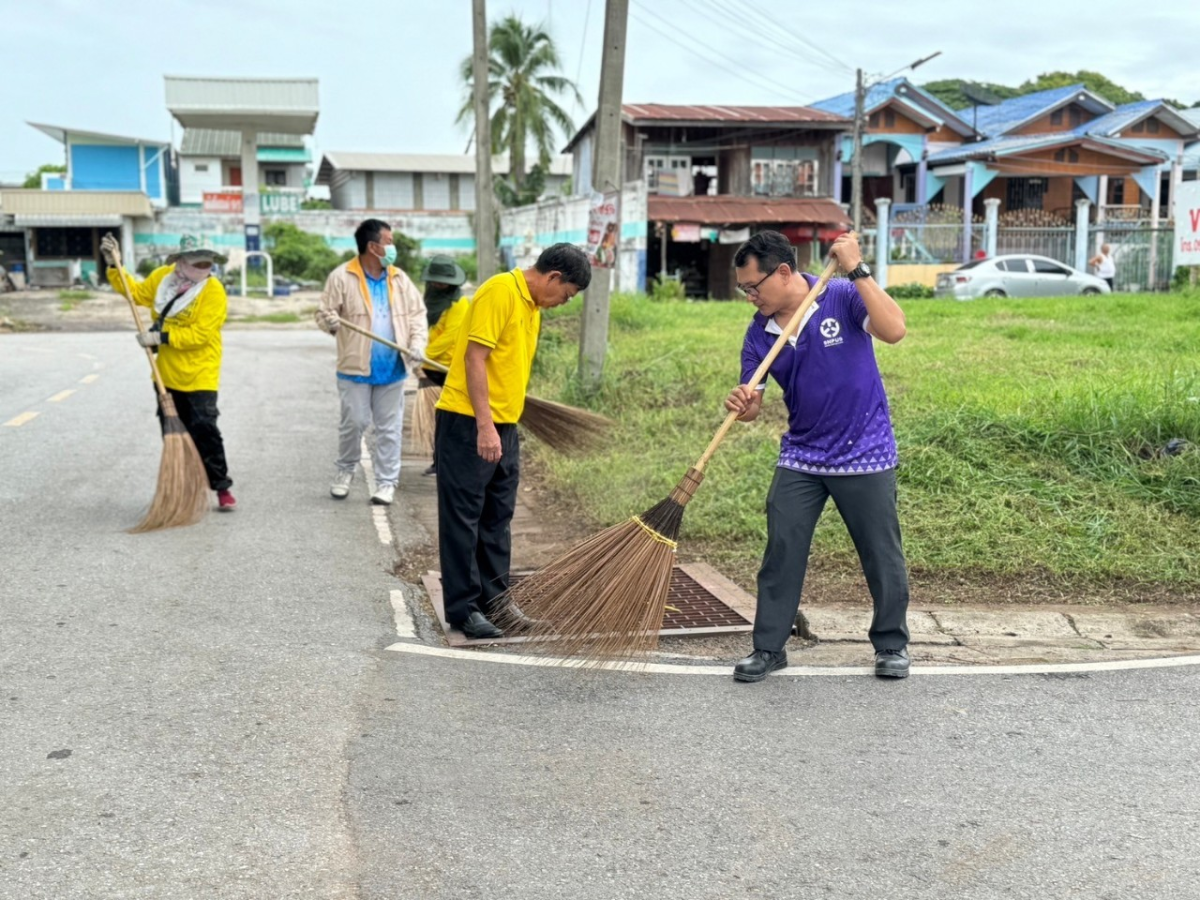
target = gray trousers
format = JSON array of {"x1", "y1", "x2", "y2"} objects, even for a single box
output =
[
  {"x1": 336, "y1": 379, "x2": 406, "y2": 487},
  {"x1": 754, "y1": 467, "x2": 910, "y2": 653}
]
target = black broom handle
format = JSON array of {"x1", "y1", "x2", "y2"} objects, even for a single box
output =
[
  {"x1": 693, "y1": 252, "x2": 844, "y2": 474},
  {"x1": 335, "y1": 316, "x2": 449, "y2": 373}
]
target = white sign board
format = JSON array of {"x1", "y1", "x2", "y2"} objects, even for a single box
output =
[{"x1": 1173, "y1": 181, "x2": 1200, "y2": 267}]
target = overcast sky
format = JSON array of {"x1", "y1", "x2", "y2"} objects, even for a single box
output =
[{"x1": 2, "y1": 0, "x2": 1195, "y2": 183}]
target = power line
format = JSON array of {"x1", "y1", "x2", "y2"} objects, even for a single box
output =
[
  {"x1": 573, "y1": 0, "x2": 594, "y2": 116},
  {"x1": 693, "y1": 0, "x2": 854, "y2": 75},
  {"x1": 627, "y1": 2, "x2": 815, "y2": 106}
]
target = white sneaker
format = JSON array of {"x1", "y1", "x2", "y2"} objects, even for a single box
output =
[
  {"x1": 370, "y1": 483, "x2": 395, "y2": 506},
  {"x1": 330, "y1": 470, "x2": 354, "y2": 499}
]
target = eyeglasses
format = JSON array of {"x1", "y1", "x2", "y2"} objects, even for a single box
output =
[{"x1": 736, "y1": 266, "x2": 779, "y2": 297}]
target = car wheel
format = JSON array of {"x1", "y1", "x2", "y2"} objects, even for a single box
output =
[
  {"x1": 984, "y1": 289, "x2": 1006, "y2": 297},
  {"x1": 1081, "y1": 287, "x2": 1101, "y2": 295}
]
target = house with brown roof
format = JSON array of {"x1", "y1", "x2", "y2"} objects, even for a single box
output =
[{"x1": 563, "y1": 103, "x2": 852, "y2": 298}]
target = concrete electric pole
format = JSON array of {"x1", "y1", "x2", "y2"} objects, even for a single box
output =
[
  {"x1": 472, "y1": 0, "x2": 497, "y2": 282},
  {"x1": 578, "y1": 0, "x2": 629, "y2": 392}
]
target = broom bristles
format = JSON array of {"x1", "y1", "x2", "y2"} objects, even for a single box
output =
[
  {"x1": 411, "y1": 384, "x2": 440, "y2": 456},
  {"x1": 128, "y1": 404, "x2": 210, "y2": 534},
  {"x1": 519, "y1": 395, "x2": 612, "y2": 455},
  {"x1": 493, "y1": 468, "x2": 704, "y2": 664}
]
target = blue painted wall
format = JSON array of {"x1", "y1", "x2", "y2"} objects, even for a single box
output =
[{"x1": 68, "y1": 143, "x2": 166, "y2": 200}]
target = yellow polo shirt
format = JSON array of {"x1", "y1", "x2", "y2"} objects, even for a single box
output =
[{"x1": 436, "y1": 269, "x2": 540, "y2": 424}]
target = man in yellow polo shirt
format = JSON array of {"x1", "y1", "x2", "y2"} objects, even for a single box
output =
[{"x1": 435, "y1": 243, "x2": 592, "y2": 639}]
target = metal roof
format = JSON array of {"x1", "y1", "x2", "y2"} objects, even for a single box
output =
[
  {"x1": 0, "y1": 189, "x2": 153, "y2": 218},
  {"x1": 928, "y1": 132, "x2": 1167, "y2": 166},
  {"x1": 810, "y1": 77, "x2": 975, "y2": 137},
  {"x1": 1083, "y1": 100, "x2": 1199, "y2": 139},
  {"x1": 965, "y1": 83, "x2": 1114, "y2": 137},
  {"x1": 648, "y1": 195, "x2": 851, "y2": 226},
  {"x1": 28, "y1": 121, "x2": 168, "y2": 147},
  {"x1": 622, "y1": 103, "x2": 848, "y2": 124},
  {"x1": 316, "y1": 152, "x2": 572, "y2": 183},
  {"x1": 179, "y1": 129, "x2": 306, "y2": 156},
  {"x1": 164, "y1": 76, "x2": 319, "y2": 133}
]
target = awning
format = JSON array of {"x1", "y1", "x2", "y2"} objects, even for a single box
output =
[
  {"x1": 649, "y1": 195, "x2": 851, "y2": 227},
  {"x1": 14, "y1": 214, "x2": 125, "y2": 227}
]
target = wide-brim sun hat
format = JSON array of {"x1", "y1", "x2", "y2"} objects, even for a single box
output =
[
  {"x1": 421, "y1": 254, "x2": 467, "y2": 286},
  {"x1": 165, "y1": 233, "x2": 229, "y2": 266}
]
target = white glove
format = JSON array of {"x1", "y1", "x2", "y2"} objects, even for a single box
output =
[
  {"x1": 318, "y1": 310, "x2": 340, "y2": 334},
  {"x1": 100, "y1": 233, "x2": 120, "y2": 267},
  {"x1": 136, "y1": 331, "x2": 163, "y2": 348}
]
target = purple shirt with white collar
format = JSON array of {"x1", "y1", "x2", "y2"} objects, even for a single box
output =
[{"x1": 739, "y1": 272, "x2": 898, "y2": 475}]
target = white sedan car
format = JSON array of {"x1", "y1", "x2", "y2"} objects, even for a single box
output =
[{"x1": 934, "y1": 254, "x2": 1111, "y2": 300}]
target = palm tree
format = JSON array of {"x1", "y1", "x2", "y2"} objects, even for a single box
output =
[{"x1": 459, "y1": 15, "x2": 583, "y2": 195}]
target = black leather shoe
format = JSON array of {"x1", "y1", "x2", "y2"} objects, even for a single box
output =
[
  {"x1": 875, "y1": 647, "x2": 910, "y2": 678},
  {"x1": 457, "y1": 611, "x2": 504, "y2": 640},
  {"x1": 733, "y1": 649, "x2": 788, "y2": 682}
]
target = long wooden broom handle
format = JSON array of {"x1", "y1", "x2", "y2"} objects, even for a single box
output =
[
  {"x1": 108, "y1": 241, "x2": 170, "y2": 398},
  {"x1": 692, "y1": 251, "x2": 844, "y2": 474},
  {"x1": 335, "y1": 316, "x2": 449, "y2": 373}
]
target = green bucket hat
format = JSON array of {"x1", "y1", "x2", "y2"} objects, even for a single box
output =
[
  {"x1": 421, "y1": 254, "x2": 467, "y2": 286},
  {"x1": 166, "y1": 234, "x2": 228, "y2": 266}
]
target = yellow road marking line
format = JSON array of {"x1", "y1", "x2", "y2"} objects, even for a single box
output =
[
  {"x1": 79, "y1": 374, "x2": 100, "y2": 385},
  {"x1": 48, "y1": 390, "x2": 76, "y2": 403},
  {"x1": 4, "y1": 411, "x2": 39, "y2": 427}
]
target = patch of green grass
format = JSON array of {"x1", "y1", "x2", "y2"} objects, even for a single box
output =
[
  {"x1": 236, "y1": 311, "x2": 302, "y2": 324},
  {"x1": 527, "y1": 291, "x2": 1200, "y2": 589},
  {"x1": 58, "y1": 289, "x2": 94, "y2": 311}
]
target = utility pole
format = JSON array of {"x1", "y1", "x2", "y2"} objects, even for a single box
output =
[
  {"x1": 578, "y1": 0, "x2": 629, "y2": 392},
  {"x1": 851, "y1": 67, "x2": 865, "y2": 235},
  {"x1": 472, "y1": 0, "x2": 497, "y2": 282}
]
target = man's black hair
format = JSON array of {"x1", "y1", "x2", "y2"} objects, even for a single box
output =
[
  {"x1": 535, "y1": 242, "x2": 592, "y2": 290},
  {"x1": 733, "y1": 230, "x2": 797, "y2": 274},
  {"x1": 355, "y1": 219, "x2": 391, "y2": 255}
]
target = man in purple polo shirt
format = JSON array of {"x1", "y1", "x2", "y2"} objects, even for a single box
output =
[{"x1": 724, "y1": 230, "x2": 911, "y2": 681}]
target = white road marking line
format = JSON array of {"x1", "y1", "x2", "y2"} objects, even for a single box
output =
[
  {"x1": 390, "y1": 589, "x2": 417, "y2": 638},
  {"x1": 383, "y1": 642, "x2": 1200, "y2": 678},
  {"x1": 48, "y1": 390, "x2": 75, "y2": 403},
  {"x1": 360, "y1": 438, "x2": 392, "y2": 546},
  {"x1": 3, "y1": 411, "x2": 39, "y2": 427},
  {"x1": 79, "y1": 374, "x2": 100, "y2": 384}
]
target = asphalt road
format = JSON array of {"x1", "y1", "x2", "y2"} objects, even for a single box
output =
[{"x1": 2, "y1": 330, "x2": 1198, "y2": 899}]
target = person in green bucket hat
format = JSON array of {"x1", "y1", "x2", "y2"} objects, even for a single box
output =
[{"x1": 417, "y1": 255, "x2": 472, "y2": 476}]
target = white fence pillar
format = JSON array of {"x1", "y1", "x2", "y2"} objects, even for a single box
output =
[
  {"x1": 983, "y1": 197, "x2": 1000, "y2": 258},
  {"x1": 1074, "y1": 198, "x2": 1090, "y2": 272},
  {"x1": 874, "y1": 197, "x2": 891, "y2": 289}
]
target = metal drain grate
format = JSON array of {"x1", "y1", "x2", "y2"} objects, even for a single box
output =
[{"x1": 423, "y1": 563, "x2": 755, "y2": 647}]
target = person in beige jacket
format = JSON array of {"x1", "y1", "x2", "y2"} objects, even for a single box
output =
[{"x1": 315, "y1": 219, "x2": 427, "y2": 505}]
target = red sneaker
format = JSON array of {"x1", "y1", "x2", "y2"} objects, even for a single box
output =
[{"x1": 217, "y1": 489, "x2": 237, "y2": 511}]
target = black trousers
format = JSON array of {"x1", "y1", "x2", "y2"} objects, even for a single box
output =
[
  {"x1": 155, "y1": 388, "x2": 232, "y2": 491},
  {"x1": 754, "y1": 467, "x2": 909, "y2": 653},
  {"x1": 435, "y1": 410, "x2": 520, "y2": 626}
]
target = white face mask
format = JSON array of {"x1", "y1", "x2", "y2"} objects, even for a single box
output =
[{"x1": 176, "y1": 260, "x2": 212, "y2": 283}]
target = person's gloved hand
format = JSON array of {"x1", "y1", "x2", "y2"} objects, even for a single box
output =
[
  {"x1": 136, "y1": 331, "x2": 164, "y2": 348},
  {"x1": 100, "y1": 233, "x2": 120, "y2": 267},
  {"x1": 317, "y1": 310, "x2": 340, "y2": 334}
]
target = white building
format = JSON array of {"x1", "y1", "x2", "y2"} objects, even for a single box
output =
[{"x1": 177, "y1": 130, "x2": 311, "y2": 205}]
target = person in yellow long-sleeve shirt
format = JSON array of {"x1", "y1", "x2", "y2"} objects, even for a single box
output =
[
  {"x1": 101, "y1": 233, "x2": 236, "y2": 511},
  {"x1": 418, "y1": 255, "x2": 471, "y2": 476}
]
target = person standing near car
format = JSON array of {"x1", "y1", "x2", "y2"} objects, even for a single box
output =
[{"x1": 1089, "y1": 244, "x2": 1116, "y2": 291}]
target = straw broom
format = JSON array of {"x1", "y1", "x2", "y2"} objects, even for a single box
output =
[
  {"x1": 335, "y1": 316, "x2": 612, "y2": 455},
  {"x1": 493, "y1": 254, "x2": 846, "y2": 662},
  {"x1": 410, "y1": 380, "x2": 440, "y2": 455},
  {"x1": 108, "y1": 244, "x2": 210, "y2": 534}
]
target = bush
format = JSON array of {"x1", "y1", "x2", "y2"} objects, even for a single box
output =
[
  {"x1": 136, "y1": 257, "x2": 160, "y2": 278},
  {"x1": 887, "y1": 282, "x2": 934, "y2": 300},
  {"x1": 650, "y1": 274, "x2": 687, "y2": 302},
  {"x1": 263, "y1": 222, "x2": 343, "y2": 282},
  {"x1": 1172, "y1": 266, "x2": 1197, "y2": 292}
]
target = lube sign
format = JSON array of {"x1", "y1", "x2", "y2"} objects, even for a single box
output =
[{"x1": 1174, "y1": 181, "x2": 1200, "y2": 267}]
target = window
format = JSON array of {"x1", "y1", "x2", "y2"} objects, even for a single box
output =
[
  {"x1": 644, "y1": 155, "x2": 691, "y2": 194},
  {"x1": 997, "y1": 258, "x2": 1032, "y2": 273},
  {"x1": 1050, "y1": 109, "x2": 1064, "y2": 126},
  {"x1": 1032, "y1": 258, "x2": 1069, "y2": 275},
  {"x1": 1148, "y1": 118, "x2": 1160, "y2": 134},
  {"x1": 752, "y1": 158, "x2": 819, "y2": 197},
  {"x1": 1068, "y1": 107, "x2": 1083, "y2": 128},
  {"x1": 264, "y1": 169, "x2": 288, "y2": 186},
  {"x1": 883, "y1": 109, "x2": 896, "y2": 128},
  {"x1": 194, "y1": 163, "x2": 209, "y2": 173},
  {"x1": 1132, "y1": 120, "x2": 1145, "y2": 133},
  {"x1": 1109, "y1": 177, "x2": 1125, "y2": 205},
  {"x1": 1006, "y1": 177, "x2": 1049, "y2": 211},
  {"x1": 34, "y1": 227, "x2": 95, "y2": 259},
  {"x1": 1053, "y1": 148, "x2": 1080, "y2": 163},
  {"x1": 868, "y1": 112, "x2": 880, "y2": 128}
]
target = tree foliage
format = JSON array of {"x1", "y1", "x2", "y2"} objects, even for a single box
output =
[
  {"x1": 23, "y1": 163, "x2": 66, "y2": 188},
  {"x1": 923, "y1": 71, "x2": 1191, "y2": 112}
]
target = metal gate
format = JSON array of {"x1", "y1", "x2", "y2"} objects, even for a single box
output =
[
  {"x1": 994, "y1": 227, "x2": 1076, "y2": 266},
  {"x1": 1089, "y1": 224, "x2": 1174, "y2": 291}
]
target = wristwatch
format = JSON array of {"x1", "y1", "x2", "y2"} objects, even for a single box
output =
[{"x1": 846, "y1": 262, "x2": 872, "y2": 281}]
